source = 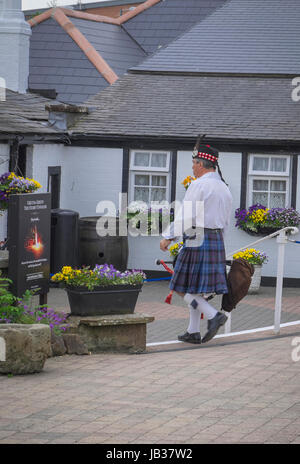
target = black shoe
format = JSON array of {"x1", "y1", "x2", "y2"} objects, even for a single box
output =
[
  {"x1": 202, "y1": 312, "x2": 228, "y2": 343},
  {"x1": 178, "y1": 331, "x2": 201, "y2": 344}
]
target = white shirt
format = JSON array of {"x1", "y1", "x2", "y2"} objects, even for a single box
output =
[{"x1": 162, "y1": 171, "x2": 233, "y2": 240}]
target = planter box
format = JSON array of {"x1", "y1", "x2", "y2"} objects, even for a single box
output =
[{"x1": 66, "y1": 284, "x2": 143, "y2": 316}]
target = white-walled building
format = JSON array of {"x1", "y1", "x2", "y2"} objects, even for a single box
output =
[{"x1": 1, "y1": 0, "x2": 300, "y2": 286}]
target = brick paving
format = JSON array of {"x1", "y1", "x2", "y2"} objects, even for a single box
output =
[
  {"x1": 0, "y1": 282, "x2": 299, "y2": 444},
  {"x1": 0, "y1": 325, "x2": 300, "y2": 444},
  {"x1": 44, "y1": 281, "x2": 300, "y2": 343},
  {"x1": 135, "y1": 281, "x2": 300, "y2": 342}
]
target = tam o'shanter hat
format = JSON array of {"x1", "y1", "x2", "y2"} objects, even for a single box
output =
[{"x1": 192, "y1": 134, "x2": 219, "y2": 164}]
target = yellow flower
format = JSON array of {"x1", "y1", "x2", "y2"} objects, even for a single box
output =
[
  {"x1": 233, "y1": 248, "x2": 262, "y2": 262},
  {"x1": 62, "y1": 266, "x2": 72, "y2": 273},
  {"x1": 250, "y1": 209, "x2": 268, "y2": 224},
  {"x1": 182, "y1": 175, "x2": 196, "y2": 189},
  {"x1": 51, "y1": 272, "x2": 64, "y2": 282}
]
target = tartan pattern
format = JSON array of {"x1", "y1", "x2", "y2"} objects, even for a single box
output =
[{"x1": 169, "y1": 229, "x2": 228, "y2": 294}]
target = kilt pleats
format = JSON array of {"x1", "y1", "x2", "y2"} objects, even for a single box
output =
[{"x1": 169, "y1": 229, "x2": 228, "y2": 294}]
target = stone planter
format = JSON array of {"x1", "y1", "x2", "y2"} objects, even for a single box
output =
[
  {"x1": 248, "y1": 264, "x2": 262, "y2": 294},
  {"x1": 66, "y1": 313, "x2": 154, "y2": 354},
  {"x1": 66, "y1": 283, "x2": 143, "y2": 316},
  {"x1": 0, "y1": 324, "x2": 51, "y2": 375}
]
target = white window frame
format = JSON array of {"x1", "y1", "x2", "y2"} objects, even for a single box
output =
[
  {"x1": 129, "y1": 150, "x2": 171, "y2": 204},
  {"x1": 248, "y1": 176, "x2": 290, "y2": 209},
  {"x1": 248, "y1": 154, "x2": 290, "y2": 176},
  {"x1": 247, "y1": 154, "x2": 291, "y2": 208},
  {"x1": 130, "y1": 150, "x2": 170, "y2": 172}
]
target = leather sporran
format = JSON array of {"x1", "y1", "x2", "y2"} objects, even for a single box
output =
[{"x1": 222, "y1": 258, "x2": 254, "y2": 312}]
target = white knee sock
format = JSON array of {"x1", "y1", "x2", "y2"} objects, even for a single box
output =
[
  {"x1": 184, "y1": 293, "x2": 218, "y2": 320},
  {"x1": 187, "y1": 306, "x2": 201, "y2": 333}
]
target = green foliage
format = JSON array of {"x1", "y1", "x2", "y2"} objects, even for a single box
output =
[
  {"x1": 0, "y1": 274, "x2": 69, "y2": 335},
  {"x1": 0, "y1": 275, "x2": 21, "y2": 323},
  {"x1": 51, "y1": 265, "x2": 146, "y2": 291}
]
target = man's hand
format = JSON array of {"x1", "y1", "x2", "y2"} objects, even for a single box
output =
[{"x1": 160, "y1": 238, "x2": 172, "y2": 252}]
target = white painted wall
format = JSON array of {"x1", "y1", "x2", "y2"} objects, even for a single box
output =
[
  {"x1": 0, "y1": 143, "x2": 9, "y2": 174},
  {"x1": 31, "y1": 144, "x2": 123, "y2": 217},
  {"x1": 127, "y1": 234, "x2": 167, "y2": 270},
  {"x1": 30, "y1": 145, "x2": 300, "y2": 279}
]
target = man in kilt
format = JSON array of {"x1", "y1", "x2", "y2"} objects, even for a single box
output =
[{"x1": 160, "y1": 142, "x2": 233, "y2": 344}]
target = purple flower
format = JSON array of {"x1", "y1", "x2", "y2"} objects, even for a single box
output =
[{"x1": 235, "y1": 204, "x2": 300, "y2": 231}]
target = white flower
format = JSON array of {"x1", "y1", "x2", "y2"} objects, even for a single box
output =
[{"x1": 127, "y1": 201, "x2": 148, "y2": 214}]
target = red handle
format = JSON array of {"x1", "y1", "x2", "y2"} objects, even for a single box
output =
[{"x1": 159, "y1": 259, "x2": 174, "y2": 275}]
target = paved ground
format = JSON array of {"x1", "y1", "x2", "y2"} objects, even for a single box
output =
[
  {"x1": 43, "y1": 280, "x2": 300, "y2": 343},
  {"x1": 0, "y1": 282, "x2": 300, "y2": 444},
  {"x1": 0, "y1": 325, "x2": 300, "y2": 444}
]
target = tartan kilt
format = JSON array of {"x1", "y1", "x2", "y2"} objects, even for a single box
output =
[{"x1": 169, "y1": 229, "x2": 228, "y2": 294}]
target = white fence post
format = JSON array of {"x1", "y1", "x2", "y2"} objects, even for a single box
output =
[
  {"x1": 226, "y1": 226, "x2": 298, "y2": 337},
  {"x1": 224, "y1": 312, "x2": 232, "y2": 334},
  {"x1": 273, "y1": 227, "x2": 299, "y2": 334},
  {"x1": 274, "y1": 230, "x2": 287, "y2": 334}
]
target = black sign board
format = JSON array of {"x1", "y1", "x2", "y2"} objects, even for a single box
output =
[{"x1": 8, "y1": 193, "x2": 51, "y2": 297}]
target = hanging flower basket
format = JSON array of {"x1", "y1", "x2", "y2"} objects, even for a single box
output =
[
  {"x1": 235, "y1": 204, "x2": 300, "y2": 236},
  {"x1": 0, "y1": 172, "x2": 41, "y2": 213}
]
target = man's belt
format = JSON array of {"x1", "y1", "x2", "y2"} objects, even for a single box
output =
[
  {"x1": 184, "y1": 227, "x2": 222, "y2": 241},
  {"x1": 191, "y1": 226, "x2": 222, "y2": 232}
]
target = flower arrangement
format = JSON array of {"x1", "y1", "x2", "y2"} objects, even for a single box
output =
[
  {"x1": 235, "y1": 204, "x2": 300, "y2": 235},
  {"x1": 0, "y1": 172, "x2": 41, "y2": 211},
  {"x1": 0, "y1": 276, "x2": 68, "y2": 335},
  {"x1": 51, "y1": 264, "x2": 146, "y2": 291},
  {"x1": 169, "y1": 241, "x2": 184, "y2": 258},
  {"x1": 182, "y1": 175, "x2": 196, "y2": 190},
  {"x1": 232, "y1": 248, "x2": 268, "y2": 266},
  {"x1": 126, "y1": 202, "x2": 174, "y2": 234}
]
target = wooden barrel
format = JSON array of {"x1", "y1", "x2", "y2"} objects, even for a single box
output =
[{"x1": 79, "y1": 216, "x2": 128, "y2": 271}]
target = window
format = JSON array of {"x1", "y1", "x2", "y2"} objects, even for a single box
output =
[
  {"x1": 129, "y1": 150, "x2": 171, "y2": 203},
  {"x1": 248, "y1": 155, "x2": 291, "y2": 208}
]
